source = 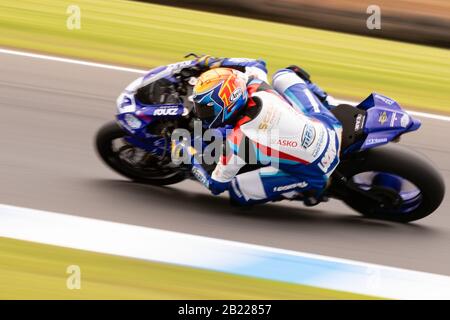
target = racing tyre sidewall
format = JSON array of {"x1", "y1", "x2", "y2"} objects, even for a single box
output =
[
  {"x1": 95, "y1": 121, "x2": 185, "y2": 186},
  {"x1": 338, "y1": 144, "x2": 445, "y2": 222}
]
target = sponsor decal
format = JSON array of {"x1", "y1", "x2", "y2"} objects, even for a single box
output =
[
  {"x1": 124, "y1": 113, "x2": 141, "y2": 129},
  {"x1": 277, "y1": 139, "x2": 298, "y2": 148},
  {"x1": 378, "y1": 111, "x2": 388, "y2": 125},
  {"x1": 273, "y1": 181, "x2": 308, "y2": 192},
  {"x1": 219, "y1": 76, "x2": 239, "y2": 107},
  {"x1": 116, "y1": 94, "x2": 136, "y2": 114},
  {"x1": 191, "y1": 166, "x2": 209, "y2": 188},
  {"x1": 120, "y1": 96, "x2": 132, "y2": 109},
  {"x1": 318, "y1": 129, "x2": 337, "y2": 173},
  {"x1": 374, "y1": 94, "x2": 395, "y2": 105},
  {"x1": 366, "y1": 137, "x2": 388, "y2": 145},
  {"x1": 229, "y1": 87, "x2": 242, "y2": 103},
  {"x1": 401, "y1": 114, "x2": 410, "y2": 128},
  {"x1": 301, "y1": 124, "x2": 316, "y2": 149},
  {"x1": 390, "y1": 112, "x2": 397, "y2": 127},
  {"x1": 153, "y1": 107, "x2": 179, "y2": 116},
  {"x1": 119, "y1": 119, "x2": 134, "y2": 133},
  {"x1": 258, "y1": 106, "x2": 277, "y2": 130},
  {"x1": 354, "y1": 114, "x2": 365, "y2": 131},
  {"x1": 312, "y1": 128, "x2": 326, "y2": 158}
]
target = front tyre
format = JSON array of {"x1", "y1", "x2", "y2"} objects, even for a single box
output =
[
  {"x1": 95, "y1": 121, "x2": 185, "y2": 185},
  {"x1": 336, "y1": 144, "x2": 445, "y2": 222}
]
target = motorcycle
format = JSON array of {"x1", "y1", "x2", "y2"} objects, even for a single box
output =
[{"x1": 95, "y1": 60, "x2": 445, "y2": 223}]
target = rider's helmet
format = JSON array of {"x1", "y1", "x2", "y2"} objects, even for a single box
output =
[{"x1": 192, "y1": 68, "x2": 248, "y2": 128}]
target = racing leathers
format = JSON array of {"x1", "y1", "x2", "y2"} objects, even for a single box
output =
[
  {"x1": 208, "y1": 68, "x2": 342, "y2": 205},
  {"x1": 132, "y1": 55, "x2": 342, "y2": 205}
]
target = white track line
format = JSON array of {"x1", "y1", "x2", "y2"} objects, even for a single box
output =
[
  {"x1": 1, "y1": 47, "x2": 449, "y2": 123},
  {"x1": 0, "y1": 48, "x2": 146, "y2": 74},
  {"x1": 337, "y1": 98, "x2": 450, "y2": 122},
  {"x1": 1, "y1": 203, "x2": 450, "y2": 299},
  {"x1": 406, "y1": 110, "x2": 450, "y2": 122}
]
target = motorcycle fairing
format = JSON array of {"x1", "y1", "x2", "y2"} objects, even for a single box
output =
[
  {"x1": 139, "y1": 60, "x2": 196, "y2": 89},
  {"x1": 357, "y1": 93, "x2": 421, "y2": 150}
]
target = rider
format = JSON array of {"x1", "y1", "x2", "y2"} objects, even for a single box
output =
[{"x1": 182, "y1": 55, "x2": 343, "y2": 206}]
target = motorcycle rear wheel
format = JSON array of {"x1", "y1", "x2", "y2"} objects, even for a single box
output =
[{"x1": 336, "y1": 144, "x2": 445, "y2": 222}]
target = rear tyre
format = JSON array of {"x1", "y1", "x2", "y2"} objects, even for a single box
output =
[
  {"x1": 337, "y1": 144, "x2": 445, "y2": 222},
  {"x1": 95, "y1": 121, "x2": 185, "y2": 185}
]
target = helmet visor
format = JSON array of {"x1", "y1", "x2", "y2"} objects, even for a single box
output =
[{"x1": 193, "y1": 101, "x2": 216, "y2": 120}]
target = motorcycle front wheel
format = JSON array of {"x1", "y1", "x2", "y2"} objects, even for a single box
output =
[{"x1": 95, "y1": 121, "x2": 185, "y2": 185}]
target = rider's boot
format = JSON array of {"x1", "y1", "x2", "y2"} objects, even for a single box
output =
[{"x1": 286, "y1": 65, "x2": 332, "y2": 108}]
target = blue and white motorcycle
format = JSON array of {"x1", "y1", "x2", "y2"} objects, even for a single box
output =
[{"x1": 95, "y1": 60, "x2": 445, "y2": 223}]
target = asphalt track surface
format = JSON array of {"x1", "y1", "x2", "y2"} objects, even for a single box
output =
[{"x1": 1, "y1": 53, "x2": 449, "y2": 275}]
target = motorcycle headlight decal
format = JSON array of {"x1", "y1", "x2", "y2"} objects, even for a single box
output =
[{"x1": 124, "y1": 113, "x2": 142, "y2": 129}]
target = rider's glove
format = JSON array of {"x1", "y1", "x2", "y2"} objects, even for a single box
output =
[
  {"x1": 178, "y1": 54, "x2": 223, "y2": 81},
  {"x1": 190, "y1": 161, "x2": 229, "y2": 195},
  {"x1": 171, "y1": 141, "x2": 191, "y2": 166},
  {"x1": 194, "y1": 55, "x2": 223, "y2": 70},
  {"x1": 173, "y1": 141, "x2": 229, "y2": 195}
]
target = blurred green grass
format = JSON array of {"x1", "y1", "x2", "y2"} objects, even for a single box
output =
[
  {"x1": 0, "y1": 0, "x2": 450, "y2": 113},
  {"x1": 0, "y1": 0, "x2": 449, "y2": 112},
  {"x1": 0, "y1": 237, "x2": 376, "y2": 299}
]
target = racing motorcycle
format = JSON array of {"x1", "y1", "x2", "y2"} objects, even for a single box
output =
[{"x1": 95, "y1": 60, "x2": 445, "y2": 223}]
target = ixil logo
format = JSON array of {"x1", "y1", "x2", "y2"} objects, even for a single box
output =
[{"x1": 153, "y1": 108, "x2": 179, "y2": 116}]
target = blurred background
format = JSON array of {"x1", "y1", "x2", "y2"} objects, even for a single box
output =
[
  {"x1": 149, "y1": 0, "x2": 450, "y2": 47},
  {"x1": 1, "y1": 0, "x2": 448, "y2": 112},
  {"x1": 0, "y1": 0, "x2": 449, "y2": 299}
]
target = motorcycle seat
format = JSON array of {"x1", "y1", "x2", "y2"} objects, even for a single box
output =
[{"x1": 331, "y1": 104, "x2": 367, "y2": 151}]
